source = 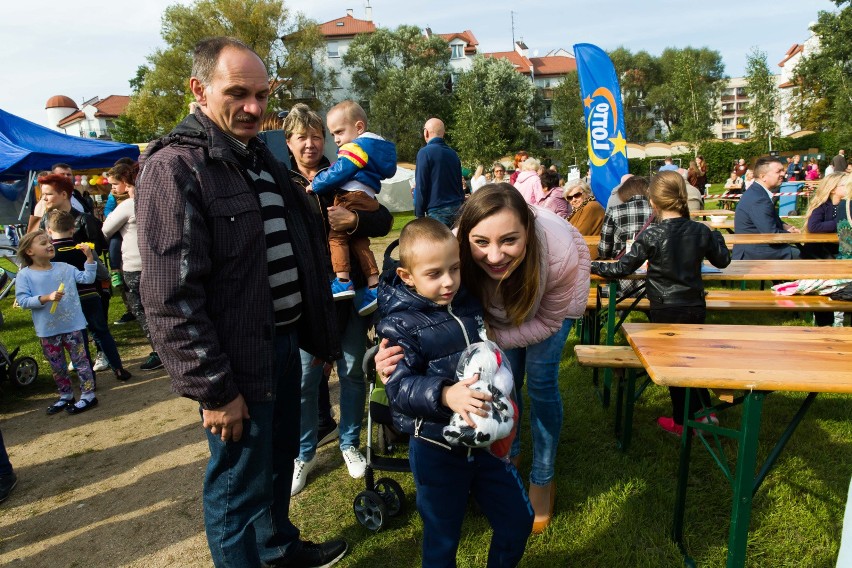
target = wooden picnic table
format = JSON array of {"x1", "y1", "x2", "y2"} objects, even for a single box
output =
[
  {"x1": 689, "y1": 209, "x2": 733, "y2": 217},
  {"x1": 697, "y1": 219, "x2": 735, "y2": 231},
  {"x1": 587, "y1": 259, "x2": 852, "y2": 406},
  {"x1": 583, "y1": 232, "x2": 838, "y2": 250},
  {"x1": 622, "y1": 323, "x2": 852, "y2": 568}
]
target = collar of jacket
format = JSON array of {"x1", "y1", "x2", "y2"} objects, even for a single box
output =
[{"x1": 288, "y1": 155, "x2": 332, "y2": 188}]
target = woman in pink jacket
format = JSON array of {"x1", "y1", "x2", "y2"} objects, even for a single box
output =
[
  {"x1": 377, "y1": 184, "x2": 591, "y2": 534},
  {"x1": 513, "y1": 157, "x2": 545, "y2": 205}
]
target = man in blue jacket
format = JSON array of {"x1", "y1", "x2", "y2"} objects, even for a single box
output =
[
  {"x1": 732, "y1": 156, "x2": 801, "y2": 260},
  {"x1": 414, "y1": 118, "x2": 464, "y2": 227}
]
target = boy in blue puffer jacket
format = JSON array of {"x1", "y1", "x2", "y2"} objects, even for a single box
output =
[
  {"x1": 377, "y1": 218, "x2": 532, "y2": 568},
  {"x1": 309, "y1": 100, "x2": 397, "y2": 316}
]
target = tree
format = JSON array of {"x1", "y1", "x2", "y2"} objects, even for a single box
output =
[
  {"x1": 120, "y1": 0, "x2": 330, "y2": 141},
  {"x1": 277, "y1": 12, "x2": 338, "y2": 110},
  {"x1": 648, "y1": 47, "x2": 725, "y2": 146},
  {"x1": 791, "y1": 1, "x2": 852, "y2": 138},
  {"x1": 743, "y1": 47, "x2": 780, "y2": 153},
  {"x1": 450, "y1": 57, "x2": 538, "y2": 167},
  {"x1": 609, "y1": 48, "x2": 661, "y2": 142},
  {"x1": 343, "y1": 25, "x2": 452, "y2": 161},
  {"x1": 550, "y1": 72, "x2": 587, "y2": 172}
]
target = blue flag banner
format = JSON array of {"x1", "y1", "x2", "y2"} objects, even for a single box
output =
[{"x1": 572, "y1": 43, "x2": 628, "y2": 205}]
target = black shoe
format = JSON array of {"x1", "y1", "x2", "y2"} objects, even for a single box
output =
[
  {"x1": 140, "y1": 352, "x2": 163, "y2": 371},
  {"x1": 46, "y1": 398, "x2": 74, "y2": 415},
  {"x1": 115, "y1": 368, "x2": 132, "y2": 381},
  {"x1": 316, "y1": 421, "x2": 339, "y2": 448},
  {"x1": 0, "y1": 471, "x2": 18, "y2": 503},
  {"x1": 114, "y1": 312, "x2": 136, "y2": 325},
  {"x1": 267, "y1": 539, "x2": 348, "y2": 568},
  {"x1": 66, "y1": 397, "x2": 98, "y2": 415}
]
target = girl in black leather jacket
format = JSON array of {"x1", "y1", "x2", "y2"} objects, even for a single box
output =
[{"x1": 591, "y1": 171, "x2": 731, "y2": 436}]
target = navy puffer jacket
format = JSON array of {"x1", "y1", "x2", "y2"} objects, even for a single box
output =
[{"x1": 376, "y1": 271, "x2": 486, "y2": 445}]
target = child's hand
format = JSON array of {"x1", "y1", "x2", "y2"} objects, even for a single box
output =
[
  {"x1": 442, "y1": 374, "x2": 492, "y2": 428},
  {"x1": 77, "y1": 243, "x2": 94, "y2": 261},
  {"x1": 46, "y1": 289, "x2": 65, "y2": 303}
]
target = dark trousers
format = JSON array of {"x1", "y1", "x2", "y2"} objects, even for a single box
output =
[
  {"x1": 0, "y1": 428, "x2": 12, "y2": 476},
  {"x1": 202, "y1": 331, "x2": 302, "y2": 567},
  {"x1": 649, "y1": 305, "x2": 712, "y2": 425},
  {"x1": 409, "y1": 438, "x2": 533, "y2": 567},
  {"x1": 80, "y1": 294, "x2": 123, "y2": 370}
]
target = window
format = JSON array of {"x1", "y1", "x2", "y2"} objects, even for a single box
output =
[
  {"x1": 736, "y1": 102, "x2": 748, "y2": 111},
  {"x1": 723, "y1": 132, "x2": 735, "y2": 139},
  {"x1": 736, "y1": 87, "x2": 747, "y2": 97},
  {"x1": 327, "y1": 41, "x2": 339, "y2": 58},
  {"x1": 544, "y1": 101, "x2": 552, "y2": 118},
  {"x1": 722, "y1": 118, "x2": 734, "y2": 127},
  {"x1": 451, "y1": 44, "x2": 464, "y2": 59}
]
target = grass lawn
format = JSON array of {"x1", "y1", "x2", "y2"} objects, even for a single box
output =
[{"x1": 1, "y1": 222, "x2": 850, "y2": 566}]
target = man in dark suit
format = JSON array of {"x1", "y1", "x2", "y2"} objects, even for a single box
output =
[
  {"x1": 732, "y1": 156, "x2": 801, "y2": 260},
  {"x1": 833, "y1": 149, "x2": 848, "y2": 173}
]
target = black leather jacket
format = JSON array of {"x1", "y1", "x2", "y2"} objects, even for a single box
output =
[{"x1": 591, "y1": 217, "x2": 731, "y2": 307}]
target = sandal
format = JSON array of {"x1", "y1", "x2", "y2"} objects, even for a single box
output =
[
  {"x1": 47, "y1": 398, "x2": 75, "y2": 415},
  {"x1": 66, "y1": 397, "x2": 98, "y2": 415}
]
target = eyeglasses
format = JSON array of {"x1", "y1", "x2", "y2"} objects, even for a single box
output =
[{"x1": 567, "y1": 193, "x2": 583, "y2": 199}]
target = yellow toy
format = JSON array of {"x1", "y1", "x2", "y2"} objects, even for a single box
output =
[{"x1": 50, "y1": 282, "x2": 64, "y2": 314}]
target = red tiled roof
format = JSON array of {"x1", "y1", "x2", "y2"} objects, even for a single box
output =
[
  {"x1": 57, "y1": 95, "x2": 130, "y2": 127},
  {"x1": 531, "y1": 55, "x2": 576, "y2": 76},
  {"x1": 777, "y1": 43, "x2": 803, "y2": 67},
  {"x1": 438, "y1": 30, "x2": 479, "y2": 54},
  {"x1": 484, "y1": 51, "x2": 576, "y2": 76},
  {"x1": 318, "y1": 15, "x2": 376, "y2": 38},
  {"x1": 485, "y1": 51, "x2": 530, "y2": 73}
]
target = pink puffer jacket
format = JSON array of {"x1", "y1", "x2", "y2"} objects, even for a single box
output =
[
  {"x1": 513, "y1": 171, "x2": 544, "y2": 205},
  {"x1": 487, "y1": 207, "x2": 591, "y2": 349}
]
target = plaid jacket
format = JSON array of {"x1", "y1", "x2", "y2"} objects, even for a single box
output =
[
  {"x1": 597, "y1": 195, "x2": 653, "y2": 297},
  {"x1": 137, "y1": 111, "x2": 340, "y2": 409},
  {"x1": 598, "y1": 195, "x2": 653, "y2": 260}
]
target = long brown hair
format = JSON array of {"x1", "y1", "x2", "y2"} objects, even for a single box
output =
[
  {"x1": 649, "y1": 171, "x2": 689, "y2": 218},
  {"x1": 456, "y1": 183, "x2": 541, "y2": 326}
]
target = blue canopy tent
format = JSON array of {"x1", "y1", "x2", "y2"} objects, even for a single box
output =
[{"x1": 0, "y1": 108, "x2": 139, "y2": 221}]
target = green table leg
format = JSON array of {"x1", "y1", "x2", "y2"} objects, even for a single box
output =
[
  {"x1": 726, "y1": 391, "x2": 765, "y2": 568},
  {"x1": 672, "y1": 388, "x2": 696, "y2": 564},
  {"x1": 602, "y1": 280, "x2": 617, "y2": 408}
]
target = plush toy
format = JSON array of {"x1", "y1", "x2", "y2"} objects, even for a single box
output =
[{"x1": 442, "y1": 340, "x2": 515, "y2": 450}]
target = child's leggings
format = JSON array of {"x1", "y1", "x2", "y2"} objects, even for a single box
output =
[{"x1": 40, "y1": 330, "x2": 95, "y2": 398}]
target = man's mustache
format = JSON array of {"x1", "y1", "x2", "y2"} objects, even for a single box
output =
[{"x1": 236, "y1": 113, "x2": 258, "y2": 123}]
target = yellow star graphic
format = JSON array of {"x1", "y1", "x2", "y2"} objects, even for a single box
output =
[
  {"x1": 583, "y1": 94, "x2": 593, "y2": 108},
  {"x1": 608, "y1": 131, "x2": 628, "y2": 157}
]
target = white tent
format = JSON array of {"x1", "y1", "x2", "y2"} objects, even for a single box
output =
[{"x1": 377, "y1": 166, "x2": 414, "y2": 213}]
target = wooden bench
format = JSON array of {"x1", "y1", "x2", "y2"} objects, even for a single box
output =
[
  {"x1": 574, "y1": 345, "x2": 739, "y2": 451},
  {"x1": 585, "y1": 289, "x2": 852, "y2": 313}
]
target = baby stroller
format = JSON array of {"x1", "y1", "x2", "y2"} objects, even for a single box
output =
[
  {"x1": 0, "y1": 258, "x2": 39, "y2": 389},
  {"x1": 352, "y1": 240, "x2": 411, "y2": 531}
]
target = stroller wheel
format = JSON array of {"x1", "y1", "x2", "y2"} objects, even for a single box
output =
[
  {"x1": 353, "y1": 490, "x2": 388, "y2": 531},
  {"x1": 11, "y1": 357, "x2": 38, "y2": 387},
  {"x1": 374, "y1": 478, "x2": 405, "y2": 517}
]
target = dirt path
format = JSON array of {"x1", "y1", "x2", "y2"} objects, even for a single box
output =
[{"x1": 0, "y1": 346, "x2": 211, "y2": 567}]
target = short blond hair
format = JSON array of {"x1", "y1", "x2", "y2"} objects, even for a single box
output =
[
  {"x1": 398, "y1": 217, "x2": 456, "y2": 271},
  {"x1": 329, "y1": 100, "x2": 368, "y2": 129},
  {"x1": 283, "y1": 103, "x2": 325, "y2": 139}
]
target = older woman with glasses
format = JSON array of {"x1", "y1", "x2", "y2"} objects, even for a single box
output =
[
  {"x1": 564, "y1": 179, "x2": 605, "y2": 258},
  {"x1": 492, "y1": 162, "x2": 507, "y2": 183}
]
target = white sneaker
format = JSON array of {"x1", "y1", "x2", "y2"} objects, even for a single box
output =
[
  {"x1": 291, "y1": 457, "x2": 316, "y2": 496},
  {"x1": 93, "y1": 352, "x2": 110, "y2": 372},
  {"x1": 342, "y1": 446, "x2": 367, "y2": 479}
]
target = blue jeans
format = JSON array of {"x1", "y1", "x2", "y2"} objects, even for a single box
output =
[
  {"x1": 203, "y1": 331, "x2": 302, "y2": 567},
  {"x1": 409, "y1": 438, "x2": 533, "y2": 567},
  {"x1": 299, "y1": 301, "x2": 367, "y2": 460},
  {"x1": 426, "y1": 203, "x2": 462, "y2": 229},
  {"x1": 505, "y1": 319, "x2": 574, "y2": 486},
  {"x1": 80, "y1": 294, "x2": 123, "y2": 370}
]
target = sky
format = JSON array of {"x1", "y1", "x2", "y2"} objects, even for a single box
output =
[{"x1": 0, "y1": 0, "x2": 840, "y2": 128}]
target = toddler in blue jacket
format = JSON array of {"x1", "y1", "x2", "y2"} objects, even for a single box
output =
[
  {"x1": 309, "y1": 100, "x2": 397, "y2": 316},
  {"x1": 377, "y1": 217, "x2": 532, "y2": 567}
]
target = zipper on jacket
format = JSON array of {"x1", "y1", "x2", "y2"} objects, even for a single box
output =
[{"x1": 447, "y1": 304, "x2": 471, "y2": 348}]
